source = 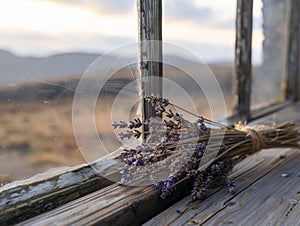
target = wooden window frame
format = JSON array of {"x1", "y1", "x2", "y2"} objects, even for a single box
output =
[
  {"x1": 1, "y1": 0, "x2": 300, "y2": 224},
  {"x1": 237, "y1": 0, "x2": 300, "y2": 121}
]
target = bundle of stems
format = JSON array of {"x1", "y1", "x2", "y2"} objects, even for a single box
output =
[
  {"x1": 203, "y1": 123, "x2": 299, "y2": 172},
  {"x1": 112, "y1": 95, "x2": 300, "y2": 200}
]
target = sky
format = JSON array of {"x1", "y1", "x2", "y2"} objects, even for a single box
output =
[{"x1": 0, "y1": 0, "x2": 263, "y2": 63}]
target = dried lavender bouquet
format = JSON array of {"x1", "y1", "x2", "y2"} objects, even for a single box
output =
[{"x1": 112, "y1": 95, "x2": 300, "y2": 200}]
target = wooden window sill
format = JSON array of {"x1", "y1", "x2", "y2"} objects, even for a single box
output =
[{"x1": 1, "y1": 102, "x2": 300, "y2": 225}]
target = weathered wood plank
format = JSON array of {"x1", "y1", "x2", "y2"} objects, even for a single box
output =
[
  {"x1": 138, "y1": 0, "x2": 163, "y2": 121},
  {"x1": 234, "y1": 0, "x2": 253, "y2": 120},
  {"x1": 18, "y1": 177, "x2": 193, "y2": 226},
  {"x1": 18, "y1": 149, "x2": 298, "y2": 226},
  {"x1": 0, "y1": 159, "x2": 121, "y2": 225},
  {"x1": 286, "y1": 0, "x2": 300, "y2": 101},
  {"x1": 144, "y1": 149, "x2": 299, "y2": 226},
  {"x1": 250, "y1": 98, "x2": 300, "y2": 123},
  {"x1": 297, "y1": 0, "x2": 300, "y2": 102},
  {"x1": 200, "y1": 150, "x2": 300, "y2": 225}
]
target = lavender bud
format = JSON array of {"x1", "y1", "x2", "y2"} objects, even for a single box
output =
[
  {"x1": 128, "y1": 118, "x2": 143, "y2": 129},
  {"x1": 118, "y1": 130, "x2": 133, "y2": 140},
  {"x1": 174, "y1": 113, "x2": 183, "y2": 121},
  {"x1": 112, "y1": 122, "x2": 119, "y2": 129},
  {"x1": 133, "y1": 130, "x2": 141, "y2": 139},
  {"x1": 164, "y1": 120, "x2": 175, "y2": 129},
  {"x1": 118, "y1": 120, "x2": 128, "y2": 129},
  {"x1": 162, "y1": 98, "x2": 169, "y2": 107},
  {"x1": 227, "y1": 180, "x2": 235, "y2": 194},
  {"x1": 166, "y1": 109, "x2": 174, "y2": 118},
  {"x1": 155, "y1": 105, "x2": 165, "y2": 114},
  {"x1": 134, "y1": 159, "x2": 145, "y2": 166},
  {"x1": 197, "y1": 151, "x2": 204, "y2": 158}
]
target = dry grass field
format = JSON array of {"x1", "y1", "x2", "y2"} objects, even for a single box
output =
[{"x1": 0, "y1": 99, "x2": 84, "y2": 184}]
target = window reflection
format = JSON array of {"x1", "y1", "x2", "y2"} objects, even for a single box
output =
[
  {"x1": 251, "y1": 0, "x2": 290, "y2": 108},
  {"x1": 0, "y1": 0, "x2": 137, "y2": 185},
  {"x1": 163, "y1": 0, "x2": 236, "y2": 118}
]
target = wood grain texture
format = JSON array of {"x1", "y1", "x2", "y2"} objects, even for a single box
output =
[
  {"x1": 146, "y1": 103, "x2": 300, "y2": 225},
  {"x1": 138, "y1": 0, "x2": 163, "y2": 121},
  {"x1": 144, "y1": 149, "x2": 300, "y2": 226},
  {"x1": 18, "y1": 149, "x2": 299, "y2": 226},
  {"x1": 17, "y1": 174, "x2": 194, "y2": 226},
  {"x1": 0, "y1": 159, "x2": 121, "y2": 225},
  {"x1": 286, "y1": 0, "x2": 300, "y2": 101},
  {"x1": 201, "y1": 151, "x2": 300, "y2": 226},
  {"x1": 234, "y1": 0, "x2": 253, "y2": 120}
]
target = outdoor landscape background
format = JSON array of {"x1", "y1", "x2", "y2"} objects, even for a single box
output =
[{"x1": 0, "y1": 0, "x2": 270, "y2": 185}]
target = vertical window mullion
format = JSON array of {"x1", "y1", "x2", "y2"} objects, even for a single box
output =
[
  {"x1": 138, "y1": 0, "x2": 163, "y2": 124},
  {"x1": 234, "y1": 0, "x2": 253, "y2": 120},
  {"x1": 286, "y1": 0, "x2": 300, "y2": 101}
]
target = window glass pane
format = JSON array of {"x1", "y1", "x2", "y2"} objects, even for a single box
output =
[
  {"x1": 251, "y1": 0, "x2": 290, "y2": 108},
  {"x1": 0, "y1": 0, "x2": 137, "y2": 186},
  {"x1": 162, "y1": 0, "x2": 236, "y2": 120}
]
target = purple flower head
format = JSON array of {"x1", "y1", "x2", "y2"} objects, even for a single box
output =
[
  {"x1": 227, "y1": 181, "x2": 235, "y2": 188},
  {"x1": 133, "y1": 130, "x2": 142, "y2": 139},
  {"x1": 119, "y1": 121, "x2": 128, "y2": 128},
  {"x1": 174, "y1": 113, "x2": 183, "y2": 121},
  {"x1": 146, "y1": 156, "x2": 156, "y2": 164},
  {"x1": 227, "y1": 180, "x2": 236, "y2": 194},
  {"x1": 164, "y1": 120, "x2": 175, "y2": 129},
  {"x1": 120, "y1": 149, "x2": 130, "y2": 157},
  {"x1": 118, "y1": 130, "x2": 133, "y2": 140},
  {"x1": 145, "y1": 94, "x2": 169, "y2": 110},
  {"x1": 200, "y1": 123, "x2": 207, "y2": 131},
  {"x1": 166, "y1": 109, "x2": 174, "y2": 118},
  {"x1": 187, "y1": 170, "x2": 199, "y2": 178},
  {"x1": 112, "y1": 122, "x2": 119, "y2": 129},
  {"x1": 201, "y1": 181, "x2": 210, "y2": 189},
  {"x1": 219, "y1": 143, "x2": 227, "y2": 153},
  {"x1": 155, "y1": 105, "x2": 165, "y2": 114},
  {"x1": 128, "y1": 118, "x2": 143, "y2": 129},
  {"x1": 195, "y1": 143, "x2": 205, "y2": 151},
  {"x1": 112, "y1": 120, "x2": 128, "y2": 129},
  {"x1": 210, "y1": 164, "x2": 216, "y2": 172},
  {"x1": 156, "y1": 143, "x2": 165, "y2": 150},
  {"x1": 197, "y1": 151, "x2": 204, "y2": 158},
  {"x1": 160, "y1": 149, "x2": 172, "y2": 155},
  {"x1": 123, "y1": 157, "x2": 133, "y2": 165},
  {"x1": 161, "y1": 98, "x2": 169, "y2": 107},
  {"x1": 134, "y1": 159, "x2": 145, "y2": 166}
]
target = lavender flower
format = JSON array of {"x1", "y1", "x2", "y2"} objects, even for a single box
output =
[
  {"x1": 166, "y1": 109, "x2": 174, "y2": 118},
  {"x1": 164, "y1": 120, "x2": 176, "y2": 129},
  {"x1": 112, "y1": 95, "x2": 240, "y2": 200},
  {"x1": 155, "y1": 172, "x2": 184, "y2": 199},
  {"x1": 155, "y1": 105, "x2": 165, "y2": 115},
  {"x1": 112, "y1": 120, "x2": 128, "y2": 129},
  {"x1": 128, "y1": 118, "x2": 143, "y2": 129},
  {"x1": 119, "y1": 130, "x2": 133, "y2": 140},
  {"x1": 133, "y1": 130, "x2": 142, "y2": 139},
  {"x1": 173, "y1": 113, "x2": 183, "y2": 122},
  {"x1": 145, "y1": 94, "x2": 169, "y2": 109},
  {"x1": 227, "y1": 180, "x2": 235, "y2": 194}
]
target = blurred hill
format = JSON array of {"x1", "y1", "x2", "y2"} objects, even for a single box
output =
[
  {"x1": 0, "y1": 50, "x2": 234, "y2": 101},
  {"x1": 0, "y1": 50, "x2": 101, "y2": 86}
]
